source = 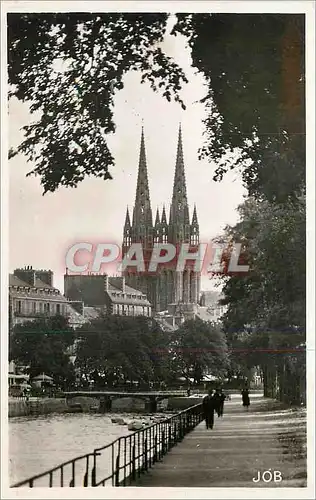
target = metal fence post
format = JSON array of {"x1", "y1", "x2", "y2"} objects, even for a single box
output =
[
  {"x1": 132, "y1": 445, "x2": 136, "y2": 482},
  {"x1": 154, "y1": 434, "x2": 158, "y2": 463},
  {"x1": 144, "y1": 439, "x2": 148, "y2": 472}
]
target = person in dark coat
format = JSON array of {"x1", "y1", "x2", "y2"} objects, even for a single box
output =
[
  {"x1": 212, "y1": 388, "x2": 222, "y2": 417},
  {"x1": 218, "y1": 389, "x2": 226, "y2": 417},
  {"x1": 241, "y1": 388, "x2": 250, "y2": 408},
  {"x1": 202, "y1": 389, "x2": 215, "y2": 429}
]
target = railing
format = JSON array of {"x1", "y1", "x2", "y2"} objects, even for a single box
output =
[{"x1": 11, "y1": 402, "x2": 203, "y2": 488}]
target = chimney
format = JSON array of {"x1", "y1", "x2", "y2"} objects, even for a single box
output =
[{"x1": 36, "y1": 270, "x2": 53, "y2": 287}]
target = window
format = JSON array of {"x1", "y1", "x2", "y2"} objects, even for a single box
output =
[
  {"x1": 17, "y1": 300, "x2": 22, "y2": 314},
  {"x1": 56, "y1": 303, "x2": 61, "y2": 315},
  {"x1": 39, "y1": 302, "x2": 43, "y2": 313},
  {"x1": 32, "y1": 302, "x2": 36, "y2": 314}
]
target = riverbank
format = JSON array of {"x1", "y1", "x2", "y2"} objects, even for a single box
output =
[
  {"x1": 9, "y1": 390, "x2": 264, "y2": 417},
  {"x1": 9, "y1": 398, "x2": 68, "y2": 417},
  {"x1": 9, "y1": 395, "x2": 204, "y2": 417}
]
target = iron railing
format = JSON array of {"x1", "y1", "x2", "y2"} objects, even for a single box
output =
[{"x1": 11, "y1": 403, "x2": 203, "y2": 488}]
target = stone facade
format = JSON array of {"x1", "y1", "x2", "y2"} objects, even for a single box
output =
[
  {"x1": 9, "y1": 267, "x2": 86, "y2": 329},
  {"x1": 122, "y1": 126, "x2": 201, "y2": 313}
]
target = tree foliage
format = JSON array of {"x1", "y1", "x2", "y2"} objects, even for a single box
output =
[
  {"x1": 219, "y1": 195, "x2": 305, "y2": 336},
  {"x1": 173, "y1": 14, "x2": 305, "y2": 201},
  {"x1": 170, "y1": 317, "x2": 229, "y2": 385},
  {"x1": 75, "y1": 315, "x2": 171, "y2": 386},
  {"x1": 10, "y1": 315, "x2": 76, "y2": 388},
  {"x1": 8, "y1": 13, "x2": 187, "y2": 193},
  {"x1": 217, "y1": 195, "x2": 305, "y2": 401},
  {"x1": 8, "y1": 13, "x2": 305, "y2": 201}
]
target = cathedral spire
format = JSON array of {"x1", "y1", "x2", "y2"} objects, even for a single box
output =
[
  {"x1": 122, "y1": 206, "x2": 132, "y2": 255},
  {"x1": 154, "y1": 207, "x2": 160, "y2": 226},
  {"x1": 124, "y1": 206, "x2": 131, "y2": 228},
  {"x1": 190, "y1": 203, "x2": 199, "y2": 246},
  {"x1": 132, "y1": 127, "x2": 153, "y2": 247},
  {"x1": 169, "y1": 125, "x2": 190, "y2": 243},
  {"x1": 161, "y1": 204, "x2": 167, "y2": 224},
  {"x1": 192, "y1": 204, "x2": 198, "y2": 225}
]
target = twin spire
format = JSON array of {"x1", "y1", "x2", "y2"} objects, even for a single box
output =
[{"x1": 123, "y1": 125, "x2": 199, "y2": 246}]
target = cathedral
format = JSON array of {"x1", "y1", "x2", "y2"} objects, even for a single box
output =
[{"x1": 122, "y1": 125, "x2": 201, "y2": 313}]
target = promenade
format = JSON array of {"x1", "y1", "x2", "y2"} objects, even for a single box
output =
[{"x1": 132, "y1": 393, "x2": 307, "y2": 488}]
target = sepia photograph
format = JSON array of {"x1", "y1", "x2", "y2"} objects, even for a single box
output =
[{"x1": 1, "y1": 1, "x2": 314, "y2": 498}]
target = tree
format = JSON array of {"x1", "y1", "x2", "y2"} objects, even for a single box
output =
[
  {"x1": 218, "y1": 195, "x2": 305, "y2": 334},
  {"x1": 75, "y1": 315, "x2": 171, "y2": 386},
  {"x1": 8, "y1": 13, "x2": 304, "y2": 201},
  {"x1": 216, "y1": 195, "x2": 305, "y2": 402},
  {"x1": 8, "y1": 13, "x2": 187, "y2": 193},
  {"x1": 173, "y1": 14, "x2": 305, "y2": 202},
  {"x1": 171, "y1": 318, "x2": 229, "y2": 385},
  {"x1": 10, "y1": 315, "x2": 76, "y2": 389}
]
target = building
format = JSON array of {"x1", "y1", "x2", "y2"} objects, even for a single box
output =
[
  {"x1": 64, "y1": 273, "x2": 152, "y2": 317},
  {"x1": 9, "y1": 267, "x2": 87, "y2": 329},
  {"x1": 198, "y1": 290, "x2": 228, "y2": 322},
  {"x1": 122, "y1": 126, "x2": 200, "y2": 313},
  {"x1": 199, "y1": 290, "x2": 221, "y2": 308}
]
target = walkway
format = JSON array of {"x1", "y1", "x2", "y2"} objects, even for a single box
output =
[{"x1": 133, "y1": 394, "x2": 307, "y2": 488}]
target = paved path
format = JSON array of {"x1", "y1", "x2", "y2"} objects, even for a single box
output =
[{"x1": 133, "y1": 394, "x2": 307, "y2": 488}]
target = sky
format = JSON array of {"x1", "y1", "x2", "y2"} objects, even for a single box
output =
[{"x1": 9, "y1": 19, "x2": 246, "y2": 293}]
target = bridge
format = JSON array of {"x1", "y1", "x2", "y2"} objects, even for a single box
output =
[
  {"x1": 63, "y1": 390, "x2": 190, "y2": 412},
  {"x1": 11, "y1": 393, "x2": 307, "y2": 488}
]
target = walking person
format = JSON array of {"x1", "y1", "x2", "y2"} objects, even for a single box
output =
[
  {"x1": 202, "y1": 389, "x2": 215, "y2": 429},
  {"x1": 241, "y1": 388, "x2": 250, "y2": 409},
  {"x1": 218, "y1": 389, "x2": 226, "y2": 417},
  {"x1": 212, "y1": 388, "x2": 222, "y2": 417}
]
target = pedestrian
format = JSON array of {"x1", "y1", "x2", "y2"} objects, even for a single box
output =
[
  {"x1": 241, "y1": 388, "x2": 250, "y2": 409},
  {"x1": 202, "y1": 389, "x2": 215, "y2": 430},
  {"x1": 212, "y1": 388, "x2": 222, "y2": 417},
  {"x1": 218, "y1": 389, "x2": 226, "y2": 417}
]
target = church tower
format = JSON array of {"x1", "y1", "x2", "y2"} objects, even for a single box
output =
[
  {"x1": 123, "y1": 125, "x2": 201, "y2": 314},
  {"x1": 131, "y1": 127, "x2": 153, "y2": 251},
  {"x1": 123, "y1": 128, "x2": 156, "y2": 305},
  {"x1": 168, "y1": 125, "x2": 191, "y2": 245}
]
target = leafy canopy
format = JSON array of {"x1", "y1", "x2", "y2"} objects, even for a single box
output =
[
  {"x1": 10, "y1": 315, "x2": 76, "y2": 387},
  {"x1": 8, "y1": 13, "x2": 304, "y2": 201}
]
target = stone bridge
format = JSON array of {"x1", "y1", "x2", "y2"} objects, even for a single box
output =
[{"x1": 63, "y1": 390, "x2": 188, "y2": 412}]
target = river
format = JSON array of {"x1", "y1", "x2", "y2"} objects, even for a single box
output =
[{"x1": 9, "y1": 411, "x2": 157, "y2": 486}]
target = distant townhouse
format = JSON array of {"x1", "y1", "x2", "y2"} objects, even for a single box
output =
[
  {"x1": 9, "y1": 266, "x2": 87, "y2": 329},
  {"x1": 64, "y1": 273, "x2": 152, "y2": 317}
]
